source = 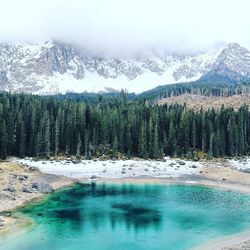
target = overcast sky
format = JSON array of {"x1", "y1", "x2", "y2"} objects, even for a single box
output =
[{"x1": 0, "y1": 0, "x2": 250, "y2": 57}]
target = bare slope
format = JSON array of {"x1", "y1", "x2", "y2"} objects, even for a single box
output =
[{"x1": 158, "y1": 94, "x2": 250, "y2": 110}]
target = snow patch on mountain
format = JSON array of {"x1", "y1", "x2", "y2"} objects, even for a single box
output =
[{"x1": 0, "y1": 41, "x2": 249, "y2": 94}]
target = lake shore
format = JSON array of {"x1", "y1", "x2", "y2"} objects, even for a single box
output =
[
  {"x1": 17, "y1": 157, "x2": 250, "y2": 194},
  {"x1": 0, "y1": 160, "x2": 75, "y2": 238},
  {"x1": 1, "y1": 157, "x2": 250, "y2": 249},
  {"x1": 193, "y1": 230, "x2": 250, "y2": 250}
]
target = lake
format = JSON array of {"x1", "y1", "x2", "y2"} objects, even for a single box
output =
[{"x1": 1, "y1": 183, "x2": 250, "y2": 250}]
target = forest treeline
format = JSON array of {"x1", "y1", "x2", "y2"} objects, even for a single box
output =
[{"x1": 0, "y1": 91, "x2": 250, "y2": 160}]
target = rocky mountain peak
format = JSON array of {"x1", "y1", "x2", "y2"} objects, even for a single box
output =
[
  {"x1": 227, "y1": 42, "x2": 241, "y2": 50},
  {"x1": 204, "y1": 43, "x2": 250, "y2": 81},
  {"x1": 0, "y1": 41, "x2": 249, "y2": 94}
]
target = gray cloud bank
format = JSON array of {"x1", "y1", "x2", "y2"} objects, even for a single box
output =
[{"x1": 0, "y1": 0, "x2": 250, "y2": 58}]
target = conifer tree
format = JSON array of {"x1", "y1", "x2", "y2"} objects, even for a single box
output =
[
  {"x1": 138, "y1": 122, "x2": 148, "y2": 159},
  {"x1": 0, "y1": 120, "x2": 7, "y2": 160},
  {"x1": 112, "y1": 134, "x2": 118, "y2": 158},
  {"x1": 76, "y1": 133, "x2": 82, "y2": 159},
  {"x1": 44, "y1": 112, "x2": 50, "y2": 158},
  {"x1": 152, "y1": 124, "x2": 160, "y2": 158}
]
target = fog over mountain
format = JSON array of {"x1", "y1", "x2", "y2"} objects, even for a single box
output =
[
  {"x1": 0, "y1": 0, "x2": 250, "y2": 94},
  {"x1": 1, "y1": 0, "x2": 250, "y2": 58},
  {"x1": 0, "y1": 41, "x2": 250, "y2": 94}
]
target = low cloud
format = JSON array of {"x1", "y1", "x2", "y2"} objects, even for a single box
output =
[{"x1": 1, "y1": 0, "x2": 250, "y2": 58}]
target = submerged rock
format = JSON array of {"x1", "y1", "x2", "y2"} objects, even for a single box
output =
[{"x1": 32, "y1": 182, "x2": 54, "y2": 194}]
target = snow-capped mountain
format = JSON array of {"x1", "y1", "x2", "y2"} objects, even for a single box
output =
[
  {"x1": 0, "y1": 41, "x2": 249, "y2": 94},
  {"x1": 201, "y1": 43, "x2": 250, "y2": 82}
]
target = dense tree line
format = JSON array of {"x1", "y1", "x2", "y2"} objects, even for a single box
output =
[
  {"x1": 51, "y1": 81, "x2": 250, "y2": 104},
  {"x1": 0, "y1": 91, "x2": 250, "y2": 160},
  {"x1": 53, "y1": 91, "x2": 136, "y2": 103}
]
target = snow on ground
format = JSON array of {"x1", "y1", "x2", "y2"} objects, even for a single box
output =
[
  {"x1": 15, "y1": 157, "x2": 203, "y2": 179},
  {"x1": 229, "y1": 158, "x2": 250, "y2": 171}
]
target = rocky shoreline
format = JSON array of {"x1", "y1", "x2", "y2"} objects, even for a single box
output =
[{"x1": 0, "y1": 160, "x2": 74, "y2": 235}]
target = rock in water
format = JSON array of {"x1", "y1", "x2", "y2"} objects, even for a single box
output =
[{"x1": 32, "y1": 182, "x2": 54, "y2": 194}]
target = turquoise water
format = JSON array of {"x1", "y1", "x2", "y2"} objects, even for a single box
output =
[{"x1": 1, "y1": 184, "x2": 250, "y2": 250}]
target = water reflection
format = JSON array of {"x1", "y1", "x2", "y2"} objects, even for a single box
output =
[
  {"x1": 4, "y1": 184, "x2": 250, "y2": 250},
  {"x1": 54, "y1": 208, "x2": 83, "y2": 221},
  {"x1": 111, "y1": 203, "x2": 162, "y2": 231},
  {"x1": 19, "y1": 183, "x2": 250, "y2": 238},
  {"x1": 21, "y1": 183, "x2": 163, "y2": 233}
]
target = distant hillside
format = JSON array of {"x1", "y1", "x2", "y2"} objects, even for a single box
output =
[
  {"x1": 158, "y1": 93, "x2": 250, "y2": 110},
  {"x1": 138, "y1": 81, "x2": 250, "y2": 102}
]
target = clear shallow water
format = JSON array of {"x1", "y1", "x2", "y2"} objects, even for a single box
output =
[{"x1": 1, "y1": 184, "x2": 250, "y2": 250}]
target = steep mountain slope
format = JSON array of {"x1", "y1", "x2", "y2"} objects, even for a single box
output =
[
  {"x1": 201, "y1": 43, "x2": 250, "y2": 82},
  {"x1": 0, "y1": 41, "x2": 249, "y2": 94}
]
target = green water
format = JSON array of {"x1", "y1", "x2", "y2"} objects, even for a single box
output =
[{"x1": 1, "y1": 184, "x2": 250, "y2": 250}]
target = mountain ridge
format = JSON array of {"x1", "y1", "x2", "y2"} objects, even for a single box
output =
[{"x1": 0, "y1": 41, "x2": 249, "y2": 95}]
